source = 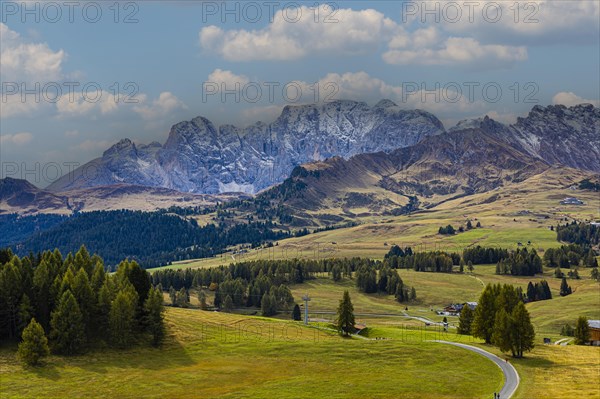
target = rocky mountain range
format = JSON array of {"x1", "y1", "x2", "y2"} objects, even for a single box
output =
[
  {"x1": 46, "y1": 102, "x2": 599, "y2": 196},
  {"x1": 47, "y1": 100, "x2": 446, "y2": 194}
]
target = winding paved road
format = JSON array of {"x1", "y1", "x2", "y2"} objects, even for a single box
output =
[{"x1": 430, "y1": 340, "x2": 520, "y2": 399}]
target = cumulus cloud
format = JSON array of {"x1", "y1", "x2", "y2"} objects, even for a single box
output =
[
  {"x1": 552, "y1": 92, "x2": 600, "y2": 107},
  {"x1": 199, "y1": 6, "x2": 397, "y2": 61},
  {"x1": 133, "y1": 92, "x2": 188, "y2": 121},
  {"x1": 0, "y1": 23, "x2": 65, "y2": 82},
  {"x1": 414, "y1": 0, "x2": 600, "y2": 45},
  {"x1": 206, "y1": 69, "x2": 250, "y2": 87},
  {"x1": 56, "y1": 90, "x2": 120, "y2": 117},
  {"x1": 0, "y1": 132, "x2": 33, "y2": 146},
  {"x1": 208, "y1": 69, "x2": 487, "y2": 125},
  {"x1": 383, "y1": 29, "x2": 527, "y2": 67},
  {"x1": 199, "y1": 5, "x2": 528, "y2": 69}
]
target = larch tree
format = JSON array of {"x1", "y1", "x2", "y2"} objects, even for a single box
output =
[
  {"x1": 472, "y1": 284, "x2": 499, "y2": 344},
  {"x1": 457, "y1": 304, "x2": 474, "y2": 335},
  {"x1": 50, "y1": 290, "x2": 86, "y2": 355},
  {"x1": 17, "y1": 318, "x2": 49, "y2": 366},
  {"x1": 109, "y1": 290, "x2": 137, "y2": 348},
  {"x1": 574, "y1": 316, "x2": 591, "y2": 345},
  {"x1": 336, "y1": 290, "x2": 355, "y2": 336},
  {"x1": 144, "y1": 287, "x2": 166, "y2": 347}
]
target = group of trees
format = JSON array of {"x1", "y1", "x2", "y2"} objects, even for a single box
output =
[
  {"x1": 526, "y1": 280, "x2": 552, "y2": 302},
  {"x1": 543, "y1": 244, "x2": 598, "y2": 269},
  {"x1": 0, "y1": 247, "x2": 165, "y2": 366},
  {"x1": 385, "y1": 247, "x2": 461, "y2": 273},
  {"x1": 469, "y1": 284, "x2": 535, "y2": 358},
  {"x1": 354, "y1": 263, "x2": 416, "y2": 303},
  {"x1": 556, "y1": 222, "x2": 600, "y2": 247},
  {"x1": 495, "y1": 248, "x2": 542, "y2": 276},
  {"x1": 438, "y1": 221, "x2": 481, "y2": 235},
  {"x1": 463, "y1": 246, "x2": 509, "y2": 265},
  {"x1": 438, "y1": 225, "x2": 456, "y2": 235}
]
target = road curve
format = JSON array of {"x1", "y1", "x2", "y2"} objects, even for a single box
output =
[{"x1": 429, "y1": 340, "x2": 520, "y2": 399}]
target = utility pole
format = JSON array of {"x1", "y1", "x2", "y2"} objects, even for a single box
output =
[{"x1": 302, "y1": 293, "x2": 311, "y2": 325}]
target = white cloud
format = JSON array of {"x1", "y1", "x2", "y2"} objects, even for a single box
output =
[
  {"x1": 383, "y1": 31, "x2": 527, "y2": 67},
  {"x1": 133, "y1": 92, "x2": 188, "y2": 121},
  {"x1": 418, "y1": 0, "x2": 600, "y2": 45},
  {"x1": 0, "y1": 23, "x2": 65, "y2": 81},
  {"x1": 206, "y1": 69, "x2": 250, "y2": 87},
  {"x1": 0, "y1": 132, "x2": 33, "y2": 146},
  {"x1": 552, "y1": 92, "x2": 600, "y2": 107},
  {"x1": 199, "y1": 6, "x2": 528, "y2": 69},
  {"x1": 55, "y1": 90, "x2": 120, "y2": 117},
  {"x1": 199, "y1": 6, "x2": 397, "y2": 61},
  {"x1": 208, "y1": 69, "x2": 486, "y2": 124},
  {"x1": 0, "y1": 94, "x2": 45, "y2": 119}
]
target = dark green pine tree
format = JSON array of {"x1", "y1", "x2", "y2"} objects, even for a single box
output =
[
  {"x1": 17, "y1": 318, "x2": 49, "y2": 366},
  {"x1": 292, "y1": 304, "x2": 301, "y2": 321},
  {"x1": 72, "y1": 268, "x2": 95, "y2": 338},
  {"x1": 509, "y1": 302, "x2": 536, "y2": 358},
  {"x1": 109, "y1": 290, "x2": 137, "y2": 348},
  {"x1": 559, "y1": 277, "x2": 572, "y2": 296},
  {"x1": 50, "y1": 290, "x2": 86, "y2": 355},
  {"x1": 336, "y1": 290, "x2": 355, "y2": 336},
  {"x1": 472, "y1": 284, "x2": 499, "y2": 343},
  {"x1": 17, "y1": 294, "x2": 34, "y2": 336},
  {"x1": 457, "y1": 304, "x2": 474, "y2": 335},
  {"x1": 144, "y1": 287, "x2": 165, "y2": 347},
  {"x1": 491, "y1": 309, "x2": 512, "y2": 354},
  {"x1": 261, "y1": 293, "x2": 276, "y2": 316},
  {"x1": 222, "y1": 295, "x2": 234, "y2": 313},
  {"x1": 574, "y1": 316, "x2": 591, "y2": 345},
  {"x1": 32, "y1": 261, "x2": 52, "y2": 331}
]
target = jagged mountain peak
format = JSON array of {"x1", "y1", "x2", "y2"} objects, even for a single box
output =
[
  {"x1": 49, "y1": 100, "x2": 446, "y2": 194},
  {"x1": 103, "y1": 138, "x2": 137, "y2": 158},
  {"x1": 47, "y1": 103, "x2": 598, "y2": 195},
  {"x1": 374, "y1": 99, "x2": 398, "y2": 109}
]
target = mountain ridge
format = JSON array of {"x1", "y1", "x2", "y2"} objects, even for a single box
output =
[{"x1": 47, "y1": 100, "x2": 446, "y2": 194}]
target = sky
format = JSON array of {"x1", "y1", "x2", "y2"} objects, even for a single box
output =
[{"x1": 1, "y1": 0, "x2": 599, "y2": 186}]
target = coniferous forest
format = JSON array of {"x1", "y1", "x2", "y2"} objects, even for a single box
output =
[
  {"x1": 3, "y1": 210, "x2": 291, "y2": 268},
  {"x1": 0, "y1": 247, "x2": 165, "y2": 353}
]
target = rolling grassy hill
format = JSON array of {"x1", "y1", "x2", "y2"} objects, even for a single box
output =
[
  {"x1": 157, "y1": 166, "x2": 599, "y2": 272},
  {"x1": 1, "y1": 309, "x2": 505, "y2": 399}
]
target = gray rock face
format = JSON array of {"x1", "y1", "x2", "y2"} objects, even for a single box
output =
[
  {"x1": 452, "y1": 104, "x2": 600, "y2": 172},
  {"x1": 48, "y1": 100, "x2": 445, "y2": 194},
  {"x1": 47, "y1": 102, "x2": 599, "y2": 194}
]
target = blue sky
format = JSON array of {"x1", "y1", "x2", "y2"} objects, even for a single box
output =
[{"x1": 1, "y1": 0, "x2": 599, "y2": 186}]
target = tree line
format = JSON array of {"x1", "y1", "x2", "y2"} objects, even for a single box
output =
[
  {"x1": 543, "y1": 244, "x2": 598, "y2": 269},
  {"x1": 556, "y1": 222, "x2": 599, "y2": 247},
  {"x1": 495, "y1": 248, "x2": 542, "y2": 276},
  {"x1": 0, "y1": 246, "x2": 165, "y2": 365},
  {"x1": 12, "y1": 210, "x2": 291, "y2": 269}
]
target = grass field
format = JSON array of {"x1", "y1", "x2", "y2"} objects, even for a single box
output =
[
  {"x1": 1, "y1": 270, "x2": 598, "y2": 398},
  {"x1": 1, "y1": 309, "x2": 506, "y2": 399},
  {"x1": 157, "y1": 168, "x2": 599, "y2": 272},
  {"x1": 3, "y1": 169, "x2": 598, "y2": 398}
]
